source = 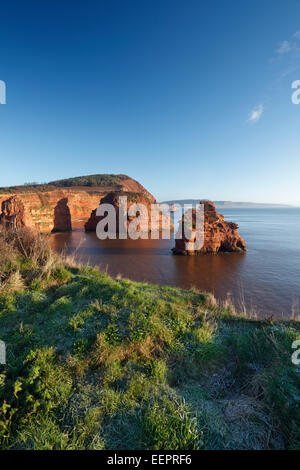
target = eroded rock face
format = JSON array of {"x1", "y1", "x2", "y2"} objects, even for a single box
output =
[
  {"x1": 0, "y1": 195, "x2": 33, "y2": 229},
  {"x1": 172, "y1": 200, "x2": 246, "y2": 255},
  {"x1": 0, "y1": 176, "x2": 156, "y2": 233},
  {"x1": 0, "y1": 190, "x2": 102, "y2": 232},
  {"x1": 52, "y1": 198, "x2": 72, "y2": 232},
  {"x1": 85, "y1": 191, "x2": 173, "y2": 235}
]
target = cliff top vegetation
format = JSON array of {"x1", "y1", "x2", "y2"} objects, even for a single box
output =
[{"x1": 0, "y1": 174, "x2": 131, "y2": 194}]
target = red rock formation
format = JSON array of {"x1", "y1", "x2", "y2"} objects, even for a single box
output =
[
  {"x1": 85, "y1": 191, "x2": 173, "y2": 235},
  {"x1": 0, "y1": 175, "x2": 156, "y2": 233},
  {"x1": 0, "y1": 195, "x2": 33, "y2": 229},
  {"x1": 117, "y1": 177, "x2": 155, "y2": 203},
  {"x1": 52, "y1": 198, "x2": 72, "y2": 232},
  {"x1": 0, "y1": 189, "x2": 100, "y2": 232},
  {"x1": 172, "y1": 200, "x2": 246, "y2": 255}
]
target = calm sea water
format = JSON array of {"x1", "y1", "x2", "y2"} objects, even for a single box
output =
[{"x1": 50, "y1": 208, "x2": 300, "y2": 319}]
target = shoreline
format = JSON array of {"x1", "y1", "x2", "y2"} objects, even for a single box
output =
[{"x1": 50, "y1": 228, "x2": 298, "y2": 320}]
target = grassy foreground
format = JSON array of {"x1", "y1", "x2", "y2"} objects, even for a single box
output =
[{"x1": 0, "y1": 229, "x2": 300, "y2": 450}]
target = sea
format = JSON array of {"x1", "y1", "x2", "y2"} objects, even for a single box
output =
[{"x1": 50, "y1": 207, "x2": 300, "y2": 319}]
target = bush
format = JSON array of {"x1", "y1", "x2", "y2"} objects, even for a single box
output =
[{"x1": 0, "y1": 228, "x2": 59, "y2": 288}]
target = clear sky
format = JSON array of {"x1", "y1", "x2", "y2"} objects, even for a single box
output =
[{"x1": 0, "y1": 0, "x2": 300, "y2": 204}]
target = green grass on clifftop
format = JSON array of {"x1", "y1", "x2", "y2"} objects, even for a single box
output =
[
  {"x1": 48, "y1": 174, "x2": 129, "y2": 188},
  {"x1": 0, "y1": 174, "x2": 130, "y2": 194},
  {"x1": 0, "y1": 228, "x2": 300, "y2": 450}
]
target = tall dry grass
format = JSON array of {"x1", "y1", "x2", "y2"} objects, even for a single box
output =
[{"x1": 0, "y1": 227, "x2": 62, "y2": 290}]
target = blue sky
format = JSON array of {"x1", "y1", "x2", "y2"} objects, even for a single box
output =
[{"x1": 0, "y1": 0, "x2": 300, "y2": 204}]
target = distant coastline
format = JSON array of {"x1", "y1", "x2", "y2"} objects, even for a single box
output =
[{"x1": 161, "y1": 199, "x2": 295, "y2": 209}]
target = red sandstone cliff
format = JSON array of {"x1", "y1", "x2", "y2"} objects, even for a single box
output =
[
  {"x1": 0, "y1": 195, "x2": 33, "y2": 229},
  {"x1": 0, "y1": 175, "x2": 155, "y2": 233},
  {"x1": 172, "y1": 200, "x2": 246, "y2": 255},
  {"x1": 0, "y1": 189, "x2": 101, "y2": 232}
]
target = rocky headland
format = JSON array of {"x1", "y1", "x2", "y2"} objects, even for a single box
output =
[
  {"x1": 0, "y1": 177, "x2": 246, "y2": 254},
  {"x1": 0, "y1": 174, "x2": 155, "y2": 233}
]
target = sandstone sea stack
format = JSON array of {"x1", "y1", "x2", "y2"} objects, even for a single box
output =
[{"x1": 172, "y1": 200, "x2": 246, "y2": 255}]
